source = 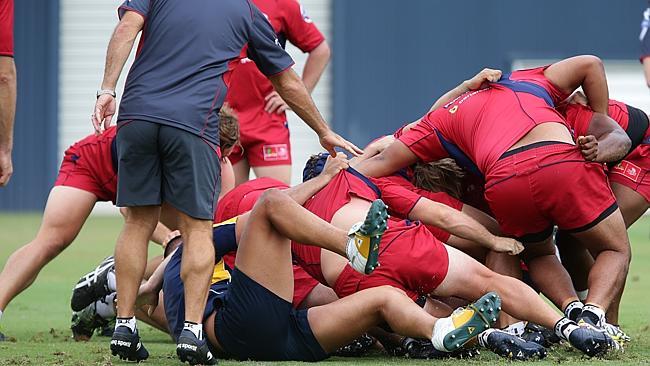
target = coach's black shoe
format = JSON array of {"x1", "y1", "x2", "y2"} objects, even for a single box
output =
[
  {"x1": 71, "y1": 256, "x2": 114, "y2": 312},
  {"x1": 479, "y1": 329, "x2": 547, "y2": 360},
  {"x1": 333, "y1": 334, "x2": 375, "y2": 357},
  {"x1": 522, "y1": 323, "x2": 561, "y2": 347},
  {"x1": 402, "y1": 337, "x2": 479, "y2": 359},
  {"x1": 70, "y1": 302, "x2": 110, "y2": 341},
  {"x1": 176, "y1": 329, "x2": 217, "y2": 365},
  {"x1": 110, "y1": 326, "x2": 149, "y2": 362}
]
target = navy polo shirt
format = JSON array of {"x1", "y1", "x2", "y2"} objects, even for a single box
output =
[{"x1": 116, "y1": 0, "x2": 295, "y2": 145}]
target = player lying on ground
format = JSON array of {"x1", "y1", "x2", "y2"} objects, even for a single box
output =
[
  {"x1": 354, "y1": 56, "x2": 632, "y2": 344},
  {"x1": 211, "y1": 155, "x2": 616, "y2": 358},
  {"x1": 135, "y1": 189, "x2": 502, "y2": 364},
  {"x1": 0, "y1": 108, "x2": 240, "y2": 340},
  {"x1": 554, "y1": 92, "x2": 650, "y2": 340}
]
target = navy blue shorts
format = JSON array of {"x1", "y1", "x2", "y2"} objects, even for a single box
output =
[
  {"x1": 163, "y1": 246, "x2": 228, "y2": 342},
  {"x1": 214, "y1": 268, "x2": 328, "y2": 361}
]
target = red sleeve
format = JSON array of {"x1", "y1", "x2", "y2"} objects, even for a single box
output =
[
  {"x1": 280, "y1": 0, "x2": 325, "y2": 52},
  {"x1": 397, "y1": 113, "x2": 449, "y2": 163},
  {"x1": 0, "y1": 0, "x2": 14, "y2": 57},
  {"x1": 371, "y1": 176, "x2": 422, "y2": 219}
]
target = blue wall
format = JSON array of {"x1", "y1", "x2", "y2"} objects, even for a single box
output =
[
  {"x1": 0, "y1": 0, "x2": 59, "y2": 210},
  {"x1": 333, "y1": 0, "x2": 646, "y2": 145}
]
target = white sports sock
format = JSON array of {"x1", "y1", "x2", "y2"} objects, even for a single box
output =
[
  {"x1": 502, "y1": 321, "x2": 526, "y2": 336},
  {"x1": 0, "y1": 309, "x2": 3, "y2": 321},
  {"x1": 582, "y1": 304, "x2": 606, "y2": 327},
  {"x1": 115, "y1": 316, "x2": 137, "y2": 333},
  {"x1": 431, "y1": 317, "x2": 454, "y2": 352},
  {"x1": 96, "y1": 293, "x2": 116, "y2": 319},
  {"x1": 107, "y1": 270, "x2": 117, "y2": 292},
  {"x1": 554, "y1": 317, "x2": 578, "y2": 341},
  {"x1": 183, "y1": 321, "x2": 203, "y2": 340}
]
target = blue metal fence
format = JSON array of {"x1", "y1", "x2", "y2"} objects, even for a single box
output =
[
  {"x1": 0, "y1": 0, "x2": 59, "y2": 211},
  {"x1": 332, "y1": 0, "x2": 645, "y2": 145}
]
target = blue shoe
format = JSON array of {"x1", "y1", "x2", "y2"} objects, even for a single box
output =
[
  {"x1": 568, "y1": 323, "x2": 618, "y2": 357},
  {"x1": 176, "y1": 329, "x2": 217, "y2": 365},
  {"x1": 110, "y1": 326, "x2": 149, "y2": 362},
  {"x1": 479, "y1": 329, "x2": 547, "y2": 360}
]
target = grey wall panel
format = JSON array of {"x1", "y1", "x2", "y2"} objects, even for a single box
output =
[
  {"x1": 0, "y1": 0, "x2": 59, "y2": 211},
  {"x1": 333, "y1": 0, "x2": 645, "y2": 146}
]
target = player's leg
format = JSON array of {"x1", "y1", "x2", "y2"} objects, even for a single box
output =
[
  {"x1": 308, "y1": 286, "x2": 500, "y2": 353},
  {"x1": 0, "y1": 186, "x2": 97, "y2": 311},
  {"x1": 433, "y1": 245, "x2": 614, "y2": 356},
  {"x1": 252, "y1": 165, "x2": 291, "y2": 185},
  {"x1": 570, "y1": 208, "x2": 631, "y2": 325},
  {"x1": 521, "y1": 236, "x2": 580, "y2": 313},
  {"x1": 611, "y1": 182, "x2": 649, "y2": 228},
  {"x1": 435, "y1": 245, "x2": 560, "y2": 332}
]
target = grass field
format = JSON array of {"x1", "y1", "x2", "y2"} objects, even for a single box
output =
[{"x1": 0, "y1": 213, "x2": 648, "y2": 365}]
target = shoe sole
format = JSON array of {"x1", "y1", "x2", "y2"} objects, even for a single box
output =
[
  {"x1": 358, "y1": 199, "x2": 388, "y2": 274},
  {"x1": 176, "y1": 336, "x2": 217, "y2": 365},
  {"x1": 110, "y1": 332, "x2": 149, "y2": 362},
  {"x1": 443, "y1": 291, "x2": 502, "y2": 351}
]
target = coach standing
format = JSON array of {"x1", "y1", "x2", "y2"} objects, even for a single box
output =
[
  {"x1": 0, "y1": 0, "x2": 15, "y2": 187},
  {"x1": 91, "y1": 0, "x2": 360, "y2": 364}
]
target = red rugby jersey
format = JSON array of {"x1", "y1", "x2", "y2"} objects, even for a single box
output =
[{"x1": 225, "y1": 0, "x2": 325, "y2": 134}]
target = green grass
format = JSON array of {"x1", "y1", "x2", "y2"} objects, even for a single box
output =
[{"x1": 0, "y1": 213, "x2": 648, "y2": 365}]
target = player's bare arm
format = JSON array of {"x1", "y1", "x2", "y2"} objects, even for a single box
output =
[
  {"x1": 578, "y1": 114, "x2": 631, "y2": 162},
  {"x1": 283, "y1": 154, "x2": 349, "y2": 204},
  {"x1": 544, "y1": 55, "x2": 609, "y2": 114},
  {"x1": 264, "y1": 40, "x2": 331, "y2": 114},
  {"x1": 428, "y1": 68, "x2": 502, "y2": 112},
  {"x1": 268, "y1": 69, "x2": 363, "y2": 156},
  {"x1": 92, "y1": 11, "x2": 144, "y2": 134},
  {"x1": 354, "y1": 140, "x2": 418, "y2": 178},
  {"x1": 409, "y1": 198, "x2": 524, "y2": 255}
]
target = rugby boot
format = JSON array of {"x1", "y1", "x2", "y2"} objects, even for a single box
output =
[
  {"x1": 71, "y1": 256, "x2": 114, "y2": 311},
  {"x1": 555, "y1": 317, "x2": 618, "y2": 357},
  {"x1": 603, "y1": 323, "x2": 630, "y2": 348},
  {"x1": 478, "y1": 329, "x2": 547, "y2": 360},
  {"x1": 401, "y1": 337, "x2": 479, "y2": 359},
  {"x1": 522, "y1": 322, "x2": 561, "y2": 347},
  {"x1": 110, "y1": 326, "x2": 149, "y2": 362},
  {"x1": 346, "y1": 199, "x2": 388, "y2": 274},
  {"x1": 176, "y1": 328, "x2": 217, "y2": 365},
  {"x1": 431, "y1": 291, "x2": 501, "y2": 352},
  {"x1": 333, "y1": 334, "x2": 375, "y2": 357},
  {"x1": 70, "y1": 302, "x2": 110, "y2": 341}
]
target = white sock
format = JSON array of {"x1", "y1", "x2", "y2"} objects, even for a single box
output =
[
  {"x1": 115, "y1": 316, "x2": 137, "y2": 333},
  {"x1": 107, "y1": 270, "x2": 117, "y2": 292},
  {"x1": 554, "y1": 317, "x2": 578, "y2": 341},
  {"x1": 478, "y1": 328, "x2": 497, "y2": 347},
  {"x1": 576, "y1": 289, "x2": 589, "y2": 302},
  {"x1": 96, "y1": 293, "x2": 116, "y2": 319},
  {"x1": 183, "y1": 321, "x2": 203, "y2": 340},
  {"x1": 431, "y1": 317, "x2": 454, "y2": 352},
  {"x1": 0, "y1": 309, "x2": 3, "y2": 321},
  {"x1": 581, "y1": 304, "x2": 606, "y2": 327},
  {"x1": 502, "y1": 321, "x2": 526, "y2": 337}
]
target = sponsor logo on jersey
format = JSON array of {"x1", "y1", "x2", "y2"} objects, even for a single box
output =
[
  {"x1": 263, "y1": 144, "x2": 289, "y2": 161},
  {"x1": 611, "y1": 160, "x2": 642, "y2": 183}
]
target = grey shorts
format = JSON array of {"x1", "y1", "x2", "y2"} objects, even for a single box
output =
[{"x1": 116, "y1": 120, "x2": 221, "y2": 220}]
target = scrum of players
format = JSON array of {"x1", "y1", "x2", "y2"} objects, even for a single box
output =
[{"x1": 0, "y1": 53, "x2": 647, "y2": 364}]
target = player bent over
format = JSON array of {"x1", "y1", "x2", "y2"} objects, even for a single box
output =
[{"x1": 138, "y1": 190, "x2": 501, "y2": 363}]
